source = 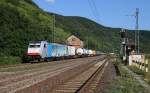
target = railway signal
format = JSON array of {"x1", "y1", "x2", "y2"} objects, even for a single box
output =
[
  {"x1": 120, "y1": 29, "x2": 127, "y2": 63},
  {"x1": 120, "y1": 29, "x2": 136, "y2": 65}
]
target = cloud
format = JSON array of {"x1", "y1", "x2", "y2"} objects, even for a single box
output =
[{"x1": 45, "y1": 0, "x2": 55, "y2": 4}]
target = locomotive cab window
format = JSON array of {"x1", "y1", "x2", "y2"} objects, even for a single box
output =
[{"x1": 29, "y1": 45, "x2": 40, "y2": 48}]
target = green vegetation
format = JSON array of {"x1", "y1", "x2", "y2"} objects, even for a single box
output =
[
  {"x1": 0, "y1": 56, "x2": 21, "y2": 65},
  {"x1": 128, "y1": 54, "x2": 150, "y2": 85},
  {"x1": 145, "y1": 72, "x2": 150, "y2": 85},
  {"x1": 128, "y1": 66, "x2": 144, "y2": 75},
  {"x1": 0, "y1": 0, "x2": 150, "y2": 64},
  {"x1": 107, "y1": 63, "x2": 149, "y2": 93}
]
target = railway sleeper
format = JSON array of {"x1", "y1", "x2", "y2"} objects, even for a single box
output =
[
  {"x1": 15, "y1": 60, "x2": 98, "y2": 93},
  {"x1": 50, "y1": 60, "x2": 108, "y2": 93}
]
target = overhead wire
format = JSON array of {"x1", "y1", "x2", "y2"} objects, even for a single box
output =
[
  {"x1": 87, "y1": 0, "x2": 101, "y2": 23},
  {"x1": 87, "y1": 0, "x2": 102, "y2": 50}
]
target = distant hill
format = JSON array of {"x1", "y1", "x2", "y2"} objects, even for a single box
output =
[{"x1": 0, "y1": 0, "x2": 150, "y2": 60}]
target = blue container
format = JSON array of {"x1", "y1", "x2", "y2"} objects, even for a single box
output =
[
  {"x1": 53, "y1": 43, "x2": 66, "y2": 57},
  {"x1": 47, "y1": 43, "x2": 53, "y2": 57},
  {"x1": 47, "y1": 43, "x2": 68, "y2": 58}
]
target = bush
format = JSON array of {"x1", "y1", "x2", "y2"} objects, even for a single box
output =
[
  {"x1": 6, "y1": 0, "x2": 19, "y2": 5},
  {"x1": 0, "y1": 56, "x2": 21, "y2": 65}
]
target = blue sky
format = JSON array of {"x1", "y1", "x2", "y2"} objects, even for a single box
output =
[{"x1": 33, "y1": 0, "x2": 150, "y2": 30}]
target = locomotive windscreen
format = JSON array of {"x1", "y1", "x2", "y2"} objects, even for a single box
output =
[{"x1": 29, "y1": 45, "x2": 40, "y2": 48}]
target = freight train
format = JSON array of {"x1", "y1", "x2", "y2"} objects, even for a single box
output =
[{"x1": 27, "y1": 41, "x2": 100, "y2": 62}]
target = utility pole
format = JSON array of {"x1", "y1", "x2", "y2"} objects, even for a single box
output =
[
  {"x1": 136, "y1": 8, "x2": 139, "y2": 54},
  {"x1": 94, "y1": 40, "x2": 97, "y2": 50},
  {"x1": 126, "y1": 8, "x2": 140, "y2": 54},
  {"x1": 87, "y1": 35, "x2": 89, "y2": 49},
  {"x1": 52, "y1": 14, "x2": 55, "y2": 43}
]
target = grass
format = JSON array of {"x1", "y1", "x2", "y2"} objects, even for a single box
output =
[
  {"x1": 0, "y1": 56, "x2": 21, "y2": 65},
  {"x1": 128, "y1": 66, "x2": 144, "y2": 75},
  {"x1": 106, "y1": 61, "x2": 149, "y2": 93},
  {"x1": 107, "y1": 77, "x2": 148, "y2": 93},
  {"x1": 128, "y1": 65, "x2": 150, "y2": 85},
  {"x1": 145, "y1": 72, "x2": 150, "y2": 85}
]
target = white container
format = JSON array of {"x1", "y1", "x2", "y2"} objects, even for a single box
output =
[
  {"x1": 67, "y1": 46, "x2": 76, "y2": 56},
  {"x1": 84, "y1": 49, "x2": 89, "y2": 55},
  {"x1": 88, "y1": 50, "x2": 93, "y2": 55},
  {"x1": 82, "y1": 49, "x2": 87, "y2": 55}
]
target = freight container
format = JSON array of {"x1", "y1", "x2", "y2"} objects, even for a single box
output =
[
  {"x1": 88, "y1": 50, "x2": 93, "y2": 56},
  {"x1": 92, "y1": 50, "x2": 96, "y2": 56},
  {"x1": 47, "y1": 43, "x2": 53, "y2": 58},
  {"x1": 84, "y1": 49, "x2": 89, "y2": 55},
  {"x1": 67, "y1": 46, "x2": 76, "y2": 56},
  {"x1": 48, "y1": 43, "x2": 66, "y2": 57}
]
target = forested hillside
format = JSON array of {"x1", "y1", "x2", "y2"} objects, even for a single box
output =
[{"x1": 0, "y1": 0, "x2": 150, "y2": 64}]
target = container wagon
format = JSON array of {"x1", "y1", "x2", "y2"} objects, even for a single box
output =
[{"x1": 27, "y1": 41, "x2": 101, "y2": 62}]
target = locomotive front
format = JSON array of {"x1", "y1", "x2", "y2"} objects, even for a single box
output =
[{"x1": 27, "y1": 41, "x2": 43, "y2": 60}]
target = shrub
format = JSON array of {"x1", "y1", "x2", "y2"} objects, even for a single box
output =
[{"x1": 0, "y1": 56, "x2": 21, "y2": 65}]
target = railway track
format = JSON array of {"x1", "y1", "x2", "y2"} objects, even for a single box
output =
[
  {"x1": 0, "y1": 57, "x2": 98, "y2": 80},
  {"x1": 0, "y1": 56, "x2": 107, "y2": 93},
  {"x1": 50, "y1": 58, "x2": 108, "y2": 93}
]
